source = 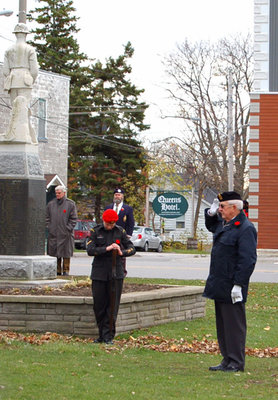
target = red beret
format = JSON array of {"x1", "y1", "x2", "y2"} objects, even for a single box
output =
[{"x1": 102, "y1": 209, "x2": 119, "y2": 223}]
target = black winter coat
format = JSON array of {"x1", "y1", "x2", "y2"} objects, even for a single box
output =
[
  {"x1": 87, "y1": 224, "x2": 136, "y2": 281},
  {"x1": 203, "y1": 210, "x2": 257, "y2": 303}
]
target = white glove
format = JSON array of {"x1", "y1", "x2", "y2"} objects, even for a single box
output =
[
  {"x1": 208, "y1": 199, "x2": 219, "y2": 216},
  {"x1": 231, "y1": 285, "x2": 243, "y2": 304}
]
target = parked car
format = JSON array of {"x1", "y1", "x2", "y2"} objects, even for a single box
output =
[
  {"x1": 74, "y1": 220, "x2": 97, "y2": 249},
  {"x1": 131, "y1": 226, "x2": 163, "y2": 252}
]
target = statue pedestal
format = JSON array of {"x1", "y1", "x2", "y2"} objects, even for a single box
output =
[
  {"x1": 0, "y1": 255, "x2": 56, "y2": 280},
  {"x1": 0, "y1": 143, "x2": 56, "y2": 280}
]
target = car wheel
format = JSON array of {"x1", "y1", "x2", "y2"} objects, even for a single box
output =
[
  {"x1": 143, "y1": 242, "x2": 149, "y2": 252},
  {"x1": 156, "y1": 243, "x2": 163, "y2": 253}
]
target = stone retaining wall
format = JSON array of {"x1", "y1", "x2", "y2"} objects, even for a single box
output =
[{"x1": 0, "y1": 286, "x2": 206, "y2": 337}]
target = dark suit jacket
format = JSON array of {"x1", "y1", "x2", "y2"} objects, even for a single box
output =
[{"x1": 104, "y1": 203, "x2": 135, "y2": 236}]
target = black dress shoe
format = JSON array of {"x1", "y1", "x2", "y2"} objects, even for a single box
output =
[
  {"x1": 103, "y1": 339, "x2": 114, "y2": 345},
  {"x1": 209, "y1": 364, "x2": 227, "y2": 371},
  {"x1": 224, "y1": 365, "x2": 243, "y2": 372},
  {"x1": 93, "y1": 338, "x2": 103, "y2": 343}
]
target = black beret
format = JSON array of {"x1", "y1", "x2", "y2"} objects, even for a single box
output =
[
  {"x1": 217, "y1": 191, "x2": 242, "y2": 201},
  {"x1": 114, "y1": 188, "x2": 124, "y2": 194}
]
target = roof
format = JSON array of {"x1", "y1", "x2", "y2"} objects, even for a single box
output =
[{"x1": 44, "y1": 174, "x2": 65, "y2": 189}]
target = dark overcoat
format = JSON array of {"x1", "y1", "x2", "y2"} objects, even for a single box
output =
[
  {"x1": 104, "y1": 203, "x2": 135, "y2": 236},
  {"x1": 46, "y1": 197, "x2": 77, "y2": 258},
  {"x1": 203, "y1": 210, "x2": 257, "y2": 303},
  {"x1": 87, "y1": 224, "x2": 136, "y2": 280}
]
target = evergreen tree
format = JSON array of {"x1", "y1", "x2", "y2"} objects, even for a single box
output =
[
  {"x1": 28, "y1": 0, "x2": 90, "y2": 112},
  {"x1": 28, "y1": 0, "x2": 87, "y2": 74},
  {"x1": 69, "y1": 43, "x2": 150, "y2": 222},
  {"x1": 29, "y1": 2, "x2": 150, "y2": 222}
]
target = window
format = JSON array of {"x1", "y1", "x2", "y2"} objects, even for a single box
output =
[
  {"x1": 176, "y1": 221, "x2": 185, "y2": 229},
  {"x1": 38, "y1": 98, "x2": 47, "y2": 141}
]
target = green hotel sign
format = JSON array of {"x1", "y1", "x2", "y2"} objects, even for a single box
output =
[{"x1": 152, "y1": 192, "x2": 188, "y2": 219}]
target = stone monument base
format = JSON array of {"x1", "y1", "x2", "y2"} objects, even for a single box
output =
[
  {"x1": 0, "y1": 278, "x2": 68, "y2": 290},
  {"x1": 0, "y1": 255, "x2": 56, "y2": 280},
  {"x1": 0, "y1": 143, "x2": 46, "y2": 256}
]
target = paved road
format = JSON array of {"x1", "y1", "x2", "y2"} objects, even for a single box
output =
[{"x1": 70, "y1": 252, "x2": 278, "y2": 283}]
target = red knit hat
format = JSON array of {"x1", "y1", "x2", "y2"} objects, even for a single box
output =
[{"x1": 102, "y1": 209, "x2": 119, "y2": 223}]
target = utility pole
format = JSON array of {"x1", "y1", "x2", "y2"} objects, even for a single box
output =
[
  {"x1": 227, "y1": 70, "x2": 234, "y2": 191},
  {"x1": 19, "y1": 0, "x2": 27, "y2": 23},
  {"x1": 191, "y1": 186, "x2": 195, "y2": 237},
  {"x1": 145, "y1": 186, "x2": 149, "y2": 227}
]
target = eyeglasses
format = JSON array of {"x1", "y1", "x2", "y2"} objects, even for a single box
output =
[{"x1": 219, "y1": 203, "x2": 232, "y2": 209}]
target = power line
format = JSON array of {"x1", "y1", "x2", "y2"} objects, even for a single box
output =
[
  {"x1": 0, "y1": 30, "x2": 145, "y2": 100},
  {"x1": 0, "y1": 34, "x2": 14, "y2": 43},
  {"x1": 69, "y1": 108, "x2": 147, "y2": 115},
  {"x1": 0, "y1": 100, "x2": 143, "y2": 152}
]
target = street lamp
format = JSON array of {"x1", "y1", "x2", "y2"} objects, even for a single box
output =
[{"x1": 0, "y1": 9, "x2": 13, "y2": 16}]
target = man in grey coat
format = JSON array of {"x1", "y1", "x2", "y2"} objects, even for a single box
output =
[
  {"x1": 203, "y1": 191, "x2": 257, "y2": 372},
  {"x1": 46, "y1": 186, "x2": 77, "y2": 275}
]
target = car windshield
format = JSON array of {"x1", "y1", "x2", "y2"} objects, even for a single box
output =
[
  {"x1": 74, "y1": 221, "x2": 82, "y2": 230},
  {"x1": 133, "y1": 227, "x2": 143, "y2": 233},
  {"x1": 86, "y1": 221, "x2": 96, "y2": 229}
]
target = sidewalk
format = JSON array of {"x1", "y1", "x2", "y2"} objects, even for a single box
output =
[
  {"x1": 73, "y1": 249, "x2": 278, "y2": 258},
  {"x1": 257, "y1": 249, "x2": 278, "y2": 258}
]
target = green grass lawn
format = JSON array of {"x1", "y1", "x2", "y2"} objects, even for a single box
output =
[{"x1": 0, "y1": 280, "x2": 277, "y2": 400}]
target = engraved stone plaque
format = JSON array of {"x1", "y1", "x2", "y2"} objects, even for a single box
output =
[{"x1": 0, "y1": 178, "x2": 46, "y2": 255}]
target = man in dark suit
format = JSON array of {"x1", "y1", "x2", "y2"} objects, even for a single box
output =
[
  {"x1": 104, "y1": 188, "x2": 135, "y2": 276},
  {"x1": 104, "y1": 188, "x2": 135, "y2": 237}
]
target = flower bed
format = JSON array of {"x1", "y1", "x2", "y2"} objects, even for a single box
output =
[{"x1": 0, "y1": 285, "x2": 206, "y2": 337}]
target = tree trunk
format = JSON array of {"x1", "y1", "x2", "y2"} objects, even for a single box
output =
[
  {"x1": 193, "y1": 186, "x2": 204, "y2": 239},
  {"x1": 95, "y1": 194, "x2": 102, "y2": 223}
]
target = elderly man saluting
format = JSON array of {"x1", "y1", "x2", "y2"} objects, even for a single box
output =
[{"x1": 203, "y1": 191, "x2": 257, "y2": 372}]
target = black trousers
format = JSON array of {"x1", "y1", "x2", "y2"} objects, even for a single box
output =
[
  {"x1": 92, "y1": 279, "x2": 123, "y2": 341},
  {"x1": 215, "y1": 301, "x2": 246, "y2": 371}
]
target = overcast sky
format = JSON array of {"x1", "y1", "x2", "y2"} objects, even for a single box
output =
[{"x1": 0, "y1": 0, "x2": 254, "y2": 141}]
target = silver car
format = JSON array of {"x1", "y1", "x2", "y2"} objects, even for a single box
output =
[{"x1": 131, "y1": 226, "x2": 163, "y2": 252}]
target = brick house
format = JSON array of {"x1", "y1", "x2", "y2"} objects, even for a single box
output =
[{"x1": 249, "y1": 0, "x2": 278, "y2": 249}]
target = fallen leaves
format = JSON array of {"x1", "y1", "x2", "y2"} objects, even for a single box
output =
[
  {"x1": 0, "y1": 331, "x2": 82, "y2": 345},
  {"x1": 121, "y1": 335, "x2": 278, "y2": 358},
  {"x1": 121, "y1": 335, "x2": 220, "y2": 354},
  {"x1": 0, "y1": 331, "x2": 277, "y2": 358}
]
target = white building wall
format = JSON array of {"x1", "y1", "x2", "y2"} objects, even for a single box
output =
[
  {"x1": 254, "y1": 0, "x2": 270, "y2": 91},
  {"x1": 0, "y1": 65, "x2": 70, "y2": 186}
]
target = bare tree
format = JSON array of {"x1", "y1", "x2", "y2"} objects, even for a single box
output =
[
  {"x1": 151, "y1": 138, "x2": 213, "y2": 238},
  {"x1": 163, "y1": 34, "x2": 253, "y2": 197}
]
